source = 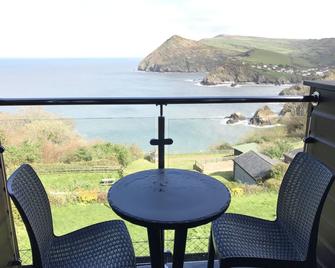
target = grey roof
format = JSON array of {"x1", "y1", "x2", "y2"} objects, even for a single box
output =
[
  {"x1": 232, "y1": 143, "x2": 259, "y2": 153},
  {"x1": 234, "y1": 150, "x2": 279, "y2": 179}
]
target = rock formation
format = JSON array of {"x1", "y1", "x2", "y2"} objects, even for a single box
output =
[
  {"x1": 279, "y1": 84, "x2": 309, "y2": 117},
  {"x1": 279, "y1": 84, "x2": 310, "y2": 96},
  {"x1": 250, "y1": 105, "x2": 278, "y2": 126},
  {"x1": 279, "y1": 84, "x2": 309, "y2": 137},
  {"x1": 201, "y1": 62, "x2": 301, "y2": 85},
  {"x1": 226, "y1": 112, "x2": 246, "y2": 124}
]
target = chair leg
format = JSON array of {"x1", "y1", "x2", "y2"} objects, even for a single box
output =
[{"x1": 208, "y1": 230, "x2": 215, "y2": 268}]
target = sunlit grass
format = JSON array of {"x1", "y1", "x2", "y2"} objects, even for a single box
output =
[{"x1": 15, "y1": 152, "x2": 279, "y2": 264}]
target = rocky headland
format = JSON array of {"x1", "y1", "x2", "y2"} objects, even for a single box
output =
[
  {"x1": 138, "y1": 34, "x2": 335, "y2": 85},
  {"x1": 138, "y1": 35, "x2": 227, "y2": 72},
  {"x1": 201, "y1": 62, "x2": 301, "y2": 85}
]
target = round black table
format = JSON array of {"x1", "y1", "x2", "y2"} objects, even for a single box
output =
[{"x1": 108, "y1": 168, "x2": 230, "y2": 268}]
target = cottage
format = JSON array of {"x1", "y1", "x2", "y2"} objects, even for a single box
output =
[
  {"x1": 232, "y1": 143, "x2": 259, "y2": 156},
  {"x1": 233, "y1": 150, "x2": 279, "y2": 184}
]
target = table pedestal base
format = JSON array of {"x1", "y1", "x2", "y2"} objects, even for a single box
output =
[
  {"x1": 147, "y1": 228, "x2": 164, "y2": 268},
  {"x1": 172, "y1": 228, "x2": 188, "y2": 268},
  {"x1": 147, "y1": 227, "x2": 188, "y2": 268}
]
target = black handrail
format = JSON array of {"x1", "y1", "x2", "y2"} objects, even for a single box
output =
[
  {"x1": 0, "y1": 92, "x2": 319, "y2": 264},
  {"x1": 0, "y1": 95, "x2": 316, "y2": 106}
]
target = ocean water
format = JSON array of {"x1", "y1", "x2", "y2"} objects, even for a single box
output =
[{"x1": 0, "y1": 58, "x2": 289, "y2": 153}]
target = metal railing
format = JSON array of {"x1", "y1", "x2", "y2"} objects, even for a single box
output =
[
  {"x1": 0, "y1": 94, "x2": 317, "y2": 170},
  {"x1": 0, "y1": 93, "x2": 318, "y2": 265}
]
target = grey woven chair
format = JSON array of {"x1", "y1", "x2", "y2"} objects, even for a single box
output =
[
  {"x1": 208, "y1": 152, "x2": 334, "y2": 268},
  {"x1": 7, "y1": 164, "x2": 136, "y2": 268}
]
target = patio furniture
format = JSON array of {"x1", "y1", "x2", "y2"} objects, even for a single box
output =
[
  {"x1": 108, "y1": 168, "x2": 231, "y2": 268},
  {"x1": 7, "y1": 164, "x2": 136, "y2": 268},
  {"x1": 208, "y1": 152, "x2": 334, "y2": 268}
]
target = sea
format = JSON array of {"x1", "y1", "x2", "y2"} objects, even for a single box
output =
[{"x1": 0, "y1": 58, "x2": 290, "y2": 153}]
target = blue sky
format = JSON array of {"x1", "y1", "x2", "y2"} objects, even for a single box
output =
[{"x1": 0, "y1": 0, "x2": 334, "y2": 58}]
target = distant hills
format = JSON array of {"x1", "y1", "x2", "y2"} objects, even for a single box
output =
[{"x1": 138, "y1": 35, "x2": 335, "y2": 85}]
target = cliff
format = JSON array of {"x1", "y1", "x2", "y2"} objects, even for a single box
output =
[
  {"x1": 138, "y1": 35, "x2": 227, "y2": 72},
  {"x1": 138, "y1": 34, "x2": 335, "y2": 84},
  {"x1": 139, "y1": 35, "x2": 335, "y2": 73},
  {"x1": 201, "y1": 62, "x2": 301, "y2": 85},
  {"x1": 279, "y1": 84, "x2": 309, "y2": 137},
  {"x1": 249, "y1": 105, "x2": 278, "y2": 126}
]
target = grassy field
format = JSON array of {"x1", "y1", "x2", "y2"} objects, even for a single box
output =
[
  {"x1": 200, "y1": 35, "x2": 296, "y2": 55},
  {"x1": 14, "y1": 152, "x2": 279, "y2": 264},
  {"x1": 242, "y1": 48, "x2": 293, "y2": 65},
  {"x1": 39, "y1": 171, "x2": 120, "y2": 191}
]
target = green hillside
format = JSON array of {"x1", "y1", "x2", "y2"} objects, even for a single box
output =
[
  {"x1": 138, "y1": 34, "x2": 335, "y2": 83},
  {"x1": 241, "y1": 48, "x2": 293, "y2": 65},
  {"x1": 199, "y1": 35, "x2": 335, "y2": 67},
  {"x1": 200, "y1": 35, "x2": 296, "y2": 55}
]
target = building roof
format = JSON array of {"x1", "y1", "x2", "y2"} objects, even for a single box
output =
[
  {"x1": 232, "y1": 143, "x2": 259, "y2": 153},
  {"x1": 234, "y1": 150, "x2": 279, "y2": 180}
]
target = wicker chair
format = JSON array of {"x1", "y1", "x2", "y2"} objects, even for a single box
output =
[
  {"x1": 7, "y1": 164, "x2": 136, "y2": 268},
  {"x1": 208, "y1": 152, "x2": 334, "y2": 268}
]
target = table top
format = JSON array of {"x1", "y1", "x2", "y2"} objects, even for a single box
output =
[{"x1": 108, "y1": 169, "x2": 231, "y2": 229}]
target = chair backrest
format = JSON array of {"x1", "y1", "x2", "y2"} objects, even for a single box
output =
[
  {"x1": 277, "y1": 152, "x2": 334, "y2": 261},
  {"x1": 7, "y1": 164, "x2": 54, "y2": 267}
]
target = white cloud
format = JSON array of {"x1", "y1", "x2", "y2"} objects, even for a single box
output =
[{"x1": 0, "y1": 0, "x2": 334, "y2": 58}]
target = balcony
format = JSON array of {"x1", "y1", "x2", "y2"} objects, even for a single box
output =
[{"x1": 1, "y1": 80, "x2": 335, "y2": 267}]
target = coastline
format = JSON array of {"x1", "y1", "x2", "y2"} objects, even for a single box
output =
[
  {"x1": 194, "y1": 80, "x2": 293, "y2": 88},
  {"x1": 0, "y1": 58, "x2": 286, "y2": 153}
]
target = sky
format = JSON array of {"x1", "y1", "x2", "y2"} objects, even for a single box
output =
[{"x1": 0, "y1": 0, "x2": 334, "y2": 58}]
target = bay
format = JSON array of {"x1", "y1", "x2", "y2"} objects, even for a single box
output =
[{"x1": 0, "y1": 58, "x2": 289, "y2": 153}]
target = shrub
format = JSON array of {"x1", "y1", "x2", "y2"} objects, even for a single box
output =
[
  {"x1": 114, "y1": 146, "x2": 132, "y2": 168},
  {"x1": 6, "y1": 141, "x2": 41, "y2": 167},
  {"x1": 11, "y1": 206, "x2": 23, "y2": 225},
  {"x1": 0, "y1": 130, "x2": 7, "y2": 144},
  {"x1": 90, "y1": 143, "x2": 133, "y2": 168},
  {"x1": 97, "y1": 192, "x2": 107, "y2": 203},
  {"x1": 270, "y1": 163, "x2": 288, "y2": 180},
  {"x1": 231, "y1": 187, "x2": 244, "y2": 196},
  {"x1": 63, "y1": 147, "x2": 92, "y2": 163},
  {"x1": 0, "y1": 108, "x2": 87, "y2": 166},
  {"x1": 242, "y1": 184, "x2": 264, "y2": 195},
  {"x1": 48, "y1": 193, "x2": 68, "y2": 206},
  {"x1": 0, "y1": 109, "x2": 143, "y2": 169},
  {"x1": 48, "y1": 192, "x2": 78, "y2": 206},
  {"x1": 264, "y1": 178, "x2": 282, "y2": 191},
  {"x1": 77, "y1": 190, "x2": 98, "y2": 203},
  {"x1": 211, "y1": 142, "x2": 232, "y2": 151},
  {"x1": 263, "y1": 141, "x2": 293, "y2": 159},
  {"x1": 282, "y1": 115, "x2": 306, "y2": 138},
  {"x1": 128, "y1": 144, "x2": 143, "y2": 160},
  {"x1": 243, "y1": 127, "x2": 287, "y2": 144}
]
